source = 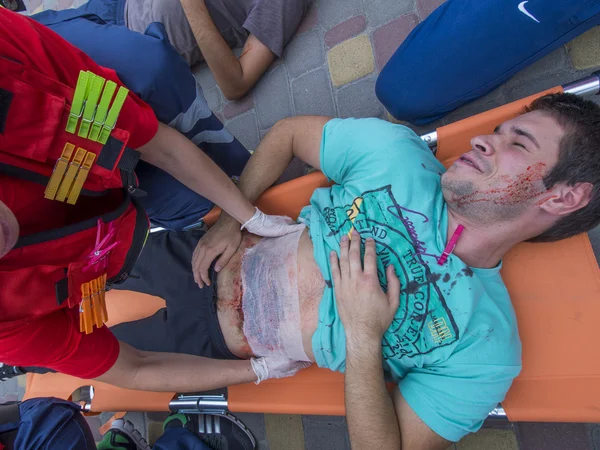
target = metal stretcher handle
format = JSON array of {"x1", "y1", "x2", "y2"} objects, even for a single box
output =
[{"x1": 419, "y1": 73, "x2": 600, "y2": 150}]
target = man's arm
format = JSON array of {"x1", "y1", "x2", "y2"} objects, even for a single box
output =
[
  {"x1": 138, "y1": 121, "x2": 255, "y2": 225},
  {"x1": 233, "y1": 115, "x2": 328, "y2": 203},
  {"x1": 331, "y1": 235, "x2": 451, "y2": 450},
  {"x1": 346, "y1": 338, "x2": 450, "y2": 450},
  {"x1": 180, "y1": 0, "x2": 275, "y2": 100},
  {"x1": 95, "y1": 341, "x2": 257, "y2": 392}
]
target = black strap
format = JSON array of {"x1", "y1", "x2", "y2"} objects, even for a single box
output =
[
  {"x1": 0, "y1": 403, "x2": 19, "y2": 425},
  {"x1": 0, "y1": 88, "x2": 13, "y2": 134},
  {"x1": 14, "y1": 191, "x2": 131, "y2": 250},
  {"x1": 0, "y1": 402, "x2": 20, "y2": 449},
  {"x1": 118, "y1": 147, "x2": 141, "y2": 173},
  {"x1": 0, "y1": 163, "x2": 107, "y2": 197},
  {"x1": 96, "y1": 136, "x2": 123, "y2": 171},
  {"x1": 55, "y1": 270, "x2": 69, "y2": 306}
]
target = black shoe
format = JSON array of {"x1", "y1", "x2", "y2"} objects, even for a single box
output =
[
  {"x1": 191, "y1": 413, "x2": 256, "y2": 450},
  {"x1": 0, "y1": 364, "x2": 24, "y2": 381}
]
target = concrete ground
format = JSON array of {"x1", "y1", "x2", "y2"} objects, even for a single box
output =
[{"x1": 6, "y1": 0, "x2": 600, "y2": 448}]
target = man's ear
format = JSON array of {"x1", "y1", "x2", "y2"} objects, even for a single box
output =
[{"x1": 539, "y1": 182, "x2": 593, "y2": 216}]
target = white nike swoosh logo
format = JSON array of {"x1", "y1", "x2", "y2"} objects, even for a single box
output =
[{"x1": 518, "y1": 1, "x2": 540, "y2": 23}]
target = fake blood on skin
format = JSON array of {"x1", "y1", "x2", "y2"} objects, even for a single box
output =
[
  {"x1": 219, "y1": 234, "x2": 260, "y2": 358},
  {"x1": 454, "y1": 163, "x2": 549, "y2": 207}
]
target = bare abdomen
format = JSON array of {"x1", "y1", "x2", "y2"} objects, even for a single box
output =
[{"x1": 216, "y1": 229, "x2": 325, "y2": 361}]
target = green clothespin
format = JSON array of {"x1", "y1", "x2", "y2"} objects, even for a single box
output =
[
  {"x1": 78, "y1": 73, "x2": 105, "y2": 139},
  {"x1": 89, "y1": 81, "x2": 117, "y2": 142},
  {"x1": 98, "y1": 86, "x2": 129, "y2": 145},
  {"x1": 66, "y1": 71, "x2": 90, "y2": 134}
]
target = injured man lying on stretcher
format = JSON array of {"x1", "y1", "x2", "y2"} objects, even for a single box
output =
[
  {"x1": 106, "y1": 93, "x2": 600, "y2": 448},
  {"x1": 5, "y1": 93, "x2": 599, "y2": 449}
]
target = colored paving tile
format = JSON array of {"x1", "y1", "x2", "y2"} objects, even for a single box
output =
[
  {"x1": 456, "y1": 429, "x2": 520, "y2": 450},
  {"x1": 567, "y1": 26, "x2": 600, "y2": 71},
  {"x1": 265, "y1": 414, "x2": 305, "y2": 450},
  {"x1": 327, "y1": 34, "x2": 375, "y2": 87}
]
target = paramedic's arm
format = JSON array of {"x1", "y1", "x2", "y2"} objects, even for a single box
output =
[
  {"x1": 95, "y1": 341, "x2": 257, "y2": 392},
  {"x1": 331, "y1": 236, "x2": 451, "y2": 450},
  {"x1": 192, "y1": 116, "x2": 329, "y2": 282},
  {"x1": 138, "y1": 122, "x2": 255, "y2": 225},
  {"x1": 180, "y1": 0, "x2": 275, "y2": 100}
]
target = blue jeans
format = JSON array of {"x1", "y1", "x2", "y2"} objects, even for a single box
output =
[
  {"x1": 376, "y1": 0, "x2": 600, "y2": 125},
  {"x1": 0, "y1": 397, "x2": 210, "y2": 450},
  {"x1": 34, "y1": 1, "x2": 251, "y2": 230}
]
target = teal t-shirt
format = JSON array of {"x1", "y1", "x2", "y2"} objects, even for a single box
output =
[{"x1": 298, "y1": 118, "x2": 522, "y2": 442}]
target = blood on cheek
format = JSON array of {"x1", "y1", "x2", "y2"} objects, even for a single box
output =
[{"x1": 454, "y1": 162, "x2": 549, "y2": 207}]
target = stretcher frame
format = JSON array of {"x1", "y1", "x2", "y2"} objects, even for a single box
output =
[{"x1": 24, "y1": 73, "x2": 600, "y2": 425}]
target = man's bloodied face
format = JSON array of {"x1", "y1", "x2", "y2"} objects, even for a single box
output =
[
  {"x1": 441, "y1": 110, "x2": 564, "y2": 223},
  {"x1": 0, "y1": 200, "x2": 19, "y2": 259}
]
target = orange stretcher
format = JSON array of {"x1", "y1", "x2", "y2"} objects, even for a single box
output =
[{"x1": 24, "y1": 74, "x2": 600, "y2": 423}]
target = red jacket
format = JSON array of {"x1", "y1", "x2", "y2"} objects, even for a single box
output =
[{"x1": 0, "y1": 9, "x2": 158, "y2": 378}]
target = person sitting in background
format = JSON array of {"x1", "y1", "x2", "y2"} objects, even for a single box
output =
[{"x1": 34, "y1": 0, "x2": 312, "y2": 100}]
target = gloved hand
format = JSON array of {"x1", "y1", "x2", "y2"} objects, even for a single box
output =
[
  {"x1": 250, "y1": 356, "x2": 312, "y2": 384},
  {"x1": 241, "y1": 207, "x2": 305, "y2": 237}
]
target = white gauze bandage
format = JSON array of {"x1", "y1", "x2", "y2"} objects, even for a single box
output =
[{"x1": 241, "y1": 227, "x2": 311, "y2": 362}]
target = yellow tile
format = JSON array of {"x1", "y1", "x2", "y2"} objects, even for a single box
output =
[
  {"x1": 16, "y1": 375, "x2": 26, "y2": 388},
  {"x1": 147, "y1": 421, "x2": 164, "y2": 447},
  {"x1": 567, "y1": 26, "x2": 600, "y2": 70},
  {"x1": 328, "y1": 34, "x2": 375, "y2": 87},
  {"x1": 264, "y1": 414, "x2": 305, "y2": 450},
  {"x1": 456, "y1": 428, "x2": 519, "y2": 450}
]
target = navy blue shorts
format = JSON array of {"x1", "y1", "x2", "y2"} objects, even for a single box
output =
[{"x1": 376, "y1": 0, "x2": 600, "y2": 125}]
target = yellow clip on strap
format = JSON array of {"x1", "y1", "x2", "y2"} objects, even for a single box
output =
[
  {"x1": 89, "y1": 80, "x2": 117, "y2": 142},
  {"x1": 67, "y1": 151, "x2": 96, "y2": 205},
  {"x1": 44, "y1": 143, "x2": 75, "y2": 200},
  {"x1": 98, "y1": 86, "x2": 129, "y2": 145},
  {"x1": 66, "y1": 71, "x2": 90, "y2": 134},
  {"x1": 78, "y1": 74, "x2": 105, "y2": 139},
  {"x1": 56, "y1": 147, "x2": 87, "y2": 202}
]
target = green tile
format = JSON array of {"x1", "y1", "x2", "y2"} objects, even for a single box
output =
[
  {"x1": 567, "y1": 26, "x2": 600, "y2": 70},
  {"x1": 265, "y1": 414, "x2": 305, "y2": 450},
  {"x1": 456, "y1": 428, "x2": 519, "y2": 450}
]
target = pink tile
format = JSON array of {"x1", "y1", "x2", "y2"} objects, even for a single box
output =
[
  {"x1": 58, "y1": 0, "x2": 74, "y2": 9},
  {"x1": 324, "y1": 16, "x2": 366, "y2": 49},
  {"x1": 26, "y1": 0, "x2": 43, "y2": 12},
  {"x1": 223, "y1": 94, "x2": 254, "y2": 120},
  {"x1": 372, "y1": 14, "x2": 419, "y2": 72},
  {"x1": 296, "y1": 3, "x2": 319, "y2": 35},
  {"x1": 417, "y1": 0, "x2": 445, "y2": 21}
]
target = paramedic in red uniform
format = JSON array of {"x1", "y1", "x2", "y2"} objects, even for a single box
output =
[{"x1": 0, "y1": 9, "x2": 306, "y2": 390}]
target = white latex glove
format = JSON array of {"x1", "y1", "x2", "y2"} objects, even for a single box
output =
[
  {"x1": 251, "y1": 356, "x2": 312, "y2": 384},
  {"x1": 241, "y1": 207, "x2": 305, "y2": 237}
]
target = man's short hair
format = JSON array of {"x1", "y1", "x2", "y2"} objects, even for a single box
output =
[{"x1": 525, "y1": 93, "x2": 600, "y2": 242}]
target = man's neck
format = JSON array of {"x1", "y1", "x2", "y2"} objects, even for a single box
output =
[{"x1": 445, "y1": 209, "x2": 522, "y2": 269}]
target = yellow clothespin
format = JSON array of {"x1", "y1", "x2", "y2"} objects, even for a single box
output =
[
  {"x1": 56, "y1": 148, "x2": 87, "y2": 202},
  {"x1": 67, "y1": 152, "x2": 96, "y2": 205},
  {"x1": 45, "y1": 143, "x2": 75, "y2": 200}
]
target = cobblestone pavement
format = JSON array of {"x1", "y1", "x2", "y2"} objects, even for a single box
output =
[{"x1": 7, "y1": 0, "x2": 600, "y2": 448}]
